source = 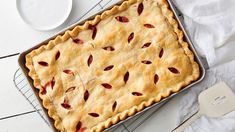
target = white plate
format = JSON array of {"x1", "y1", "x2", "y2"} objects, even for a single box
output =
[{"x1": 16, "y1": 0, "x2": 72, "y2": 31}]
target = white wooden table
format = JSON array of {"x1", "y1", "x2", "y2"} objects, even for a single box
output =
[{"x1": 0, "y1": 0, "x2": 181, "y2": 131}]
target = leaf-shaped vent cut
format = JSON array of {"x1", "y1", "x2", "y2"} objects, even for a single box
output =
[
  {"x1": 84, "y1": 90, "x2": 89, "y2": 101},
  {"x1": 61, "y1": 98, "x2": 71, "y2": 109},
  {"x1": 104, "y1": 65, "x2": 114, "y2": 71},
  {"x1": 112, "y1": 101, "x2": 117, "y2": 112},
  {"x1": 115, "y1": 16, "x2": 129, "y2": 23},
  {"x1": 141, "y1": 42, "x2": 151, "y2": 48},
  {"x1": 38, "y1": 61, "x2": 48, "y2": 66},
  {"x1": 55, "y1": 51, "x2": 60, "y2": 60},
  {"x1": 168, "y1": 67, "x2": 180, "y2": 74},
  {"x1": 101, "y1": 83, "x2": 112, "y2": 89},
  {"x1": 87, "y1": 54, "x2": 93, "y2": 67},
  {"x1": 73, "y1": 38, "x2": 84, "y2": 44},
  {"x1": 88, "y1": 113, "x2": 99, "y2": 117},
  {"x1": 128, "y1": 32, "x2": 134, "y2": 43},
  {"x1": 63, "y1": 69, "x2": 74, "y2": 76},
  {"x1": 159, "y1": 48, "x2": 164, "y2": 58},
  {"x1": 137, "y1": 3, "x2": 144, "y2": 15},
  {"x1": 141, "y1": 60, "x2": 152, "y2": 64},
  {"x1": 76, "y1": 121, "x2": 82, "y2": 130},
  {"x1": 124, "y1": 71, "x2": 129, "y2": 84},
  {"x1": 154, "y1": 74, "x2": 159, "y2": 84},
  {"x1": 144, "y1": 24, "x2": 155, "y2": 28},
  {"x1": 65, "y1": 86, "x2": 76, "y2": 93},
  {"x1": 41, "y1": 77, "x2": 55, "y2": 95},
  {"x1": 88, "y1": 25, "x2": 97, "y2": 40},
  {"x1": 103, "y1": 46, "x2": 115, "y2": 51},
  {"x1": 132, "y1": 92, "x2": 143, "y2": 96}
]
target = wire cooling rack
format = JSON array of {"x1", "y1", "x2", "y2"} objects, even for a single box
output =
[
  {"x1": 13, "y1": 68, "x2": 51, "y2": 127},
  {"x1": 13, "y1": 0, "x2": 183, "y2": 131}
]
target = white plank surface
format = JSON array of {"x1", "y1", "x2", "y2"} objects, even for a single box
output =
[
  {"x1": 100, "y1": 0, "x2": 121, "y2": 7},
  {"x1": 0, "y1": 112, "x2": 51, "y2": 132},
  {"x1": 136, "y1": 96, "x2": 180, "y2": 132},
  {"x1": 0, "y1": 56, "x2": 33, "y2": 118}
]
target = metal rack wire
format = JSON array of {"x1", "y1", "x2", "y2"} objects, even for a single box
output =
[
  {"x1": 13, "y1": 68, "x2": 52, "y2": 127},
  {"x1": 13, "y1": 0, "x2": 182, "y2": 131}
]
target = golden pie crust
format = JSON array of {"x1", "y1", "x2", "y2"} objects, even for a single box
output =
[{"x1": 25, "y1": 0, "x2": 200, "y2": 131}]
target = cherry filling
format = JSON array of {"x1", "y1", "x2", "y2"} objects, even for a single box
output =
[
  {"x1": 87, "y1": 54, "x2": 93, "y2": 67},
  {"x1": 63, "y1": 69, "x2": 74, "y2": 76},
  {"x1": 168, "y1": 67, "x2": 180, "y2": 74},
  {"x1": 41, "y1": 77, "x2": 55, "y2": 95},
  {"x1": 101, "y1": 83, "x2": 112, "y2": 89},
  {"x1": 132, "y1": 92, "x2": 143, "y2": 96},
  {"x1": 159, "y1": 48, "x2": 164, "y2": 58},
  {"x1": 55, "y1": 51, "x2": 60, "y2": 60},
  {"x1": 141, "y1": 60, "x2": 152, "y2": 64},
  {"x1": 88, "y1": 113, "x2": 99, "y2": 117},
  {"x1": 137, "y1": 3, "x2": 144, "y2": 15},
  {"x1": 102, "y1": 46, "x2": 115, "y2": 51},
  {"x1": 112, "y1": 101, "x2": 117, "y2": 112},
  {"x1": 115, "y1": 16, "x2": 129, "y2": 23},
  {"x1": 84, "y1": 90, "x2": 89, "y2": 102},
  {"x1": 65, "y1": 86, "x2": 76, "y2": 93},
  {"x1": 104, "y1": 65, "x2": 114, "y2": 71},
  {"x1": 88, "y1": 25, "x2": 97, "y2": 40},
  {"x1": 128, "y1": 32, "x2": 134, "y2": 43},
  {"x1": 124, "y1": 71, "x2": 129, "y2": 84},
  {"x1": 76, "y1": 121, "x2": 82, "y2": 130},
  {"x1": 154, "y1": 74, "x2": 159, "y2": 84},
  {"x1": 73, "y1": 38, "x2": 84, "y2": 44},
  {"x1": 61, "y1": 102, "x2": 71, "y2": 109},
  {"x1": 141, "y1": 42, "x2": 151, "y2": 48},
  {"x1": 38, "y1": 61, "x2": 48, "y2": 66},
  {"x1": 76, "y1": 121, "x2": 87, "y2": 132},
  {"x1": 144, "y1": 24, "x2": 155, "y2": 28},
  {"x1": 61, "y1": 98, "x2": 71, "y2": 109}
]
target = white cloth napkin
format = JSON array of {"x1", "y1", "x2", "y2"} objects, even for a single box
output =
[
  {"x1": 177, "y1": 60, "x2": 235, "y2": 132},
  {"x1": 173, "y1": 0, "x2": 235, "y2": 67},
  {"x1": 172, "y1": 0, "x2": 235, "y2": 131}
]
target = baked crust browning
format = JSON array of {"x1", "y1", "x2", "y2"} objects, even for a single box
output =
[{"x1": 25, "y1": 0, "x2": 200, "y2": 131}]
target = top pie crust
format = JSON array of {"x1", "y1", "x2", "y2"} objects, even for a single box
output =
[{"x1": 25, "y1": 0, "x2": 200, "y2": 131}]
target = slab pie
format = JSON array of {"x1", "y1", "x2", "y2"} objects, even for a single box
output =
[{"x1": 25, "y1": 0, "x2": 200, "y2": 131}]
